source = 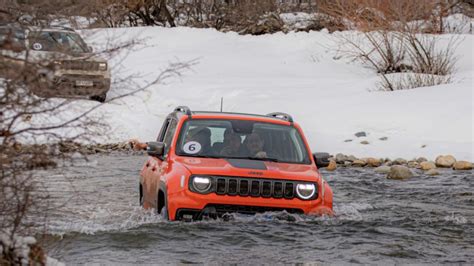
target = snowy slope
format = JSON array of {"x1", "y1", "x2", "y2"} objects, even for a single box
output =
[{"x1": 74, "y1": 27, "x2": 473, "y2": 161}]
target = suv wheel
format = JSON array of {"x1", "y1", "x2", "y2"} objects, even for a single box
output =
[
  {"x1": 90, "y1": 93, "x2": 106, "y2": 103},
  {"x1": 157, "y1": 190, "x2": 169, "y2": 220},
  {"x1": 139, "y1": 183, "x2": 144, "y2": 206}
]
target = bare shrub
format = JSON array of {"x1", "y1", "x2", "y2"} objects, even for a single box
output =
[
  {"x1": 378, "y1": 73, "x2": 452, "y2": 91},
  {"x1": 404, "y1": 33, "x2": 459, "y2": 75},
  {"x1": 326, "y1": 0, "x2": 460, "y2": 91}
]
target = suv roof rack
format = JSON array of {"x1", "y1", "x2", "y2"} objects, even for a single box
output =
[
  {"x1": 266, "y1": 112, "x2": 294, "y2": 123},
  {"x1": 174, "y1": 106, "x2": 192, "y2": 116}
]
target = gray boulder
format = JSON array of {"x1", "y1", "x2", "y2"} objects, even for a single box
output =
[
  {"x1": 435, "y1": 155, "x2": 457, "y2": 168},
  {"x1": 392, "y1": 158, "x2": 407, "y2": 165},
  {"x1": 387, "y1": 165, "x2": 414, "y2": 180},
  {"x1": 374, "y1": 165, "x2": 391, "y2": 174},
  {"x1": 453, "y1": 161, "x2": 473, "y2": 170},
  {"x1": 426, "y1": 169, "x2": 440, "y2": 176}
]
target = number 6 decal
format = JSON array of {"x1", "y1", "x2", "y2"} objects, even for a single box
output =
[{"x1": 183, "y1": 141, "x2": 201, "y2": 154}]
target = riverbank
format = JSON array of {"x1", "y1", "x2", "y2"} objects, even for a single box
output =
[{"x1": 9, "y1": 142, "x2": 472, "y2": 173}]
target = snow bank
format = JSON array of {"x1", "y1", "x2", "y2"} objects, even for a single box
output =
[
  {"x1": 443, "y1": 14, "x2": 473, "y2": 34},
  {"x1": 20, "y1": 26, "x2": 474, "y2": 161},
  {"x1": 0, "y1": 230, "x2": 64, "y2": 265},
  {"x1": 0, "y1": 230, "x2": 36, "y2": 264}
]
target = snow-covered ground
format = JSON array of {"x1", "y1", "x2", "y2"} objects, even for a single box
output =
[{"x1": 55, "y1": 26, "x2": 474, "y2": 161}]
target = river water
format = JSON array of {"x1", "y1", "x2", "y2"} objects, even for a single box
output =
[{"x1": 38, "y1": 154, "x2": 474, "y2": 264}]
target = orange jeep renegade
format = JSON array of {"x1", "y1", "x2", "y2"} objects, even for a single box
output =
[{"x1": 139, "y1": 106, "x2": 333, "y2": 221}]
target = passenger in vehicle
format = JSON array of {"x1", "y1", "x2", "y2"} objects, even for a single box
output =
[
  {"x1": 212, "y1": 128, "x2": 231, "y2": 154},
  {"x1": 244, "y1": 133, "x2": 267, "y2": 158},
  {"x1": 219, "y1": 133, "x2": 242, "y2": 156}
]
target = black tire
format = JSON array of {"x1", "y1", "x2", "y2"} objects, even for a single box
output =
[
  {"x1": 157, "y1": 189, "x2": 169, "y2": 220},
  {"x1": 90, "y1": 93, "x2": 106, "y2": 103},
  {"x1": 139, "y1": 183, "x2": 144, "y2": 207}
]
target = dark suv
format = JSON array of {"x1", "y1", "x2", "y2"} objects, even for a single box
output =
[{"x1": 0, "y1": 25, "x2": 111, "y2": 102}]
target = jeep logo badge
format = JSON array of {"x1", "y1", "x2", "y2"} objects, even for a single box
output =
[{"x1": 248, "y1": 171, "x2": 263, "y2": 176}]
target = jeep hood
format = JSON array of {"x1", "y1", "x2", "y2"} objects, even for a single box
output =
[{"x1": 174, "y1": 157, "x2": 319, "y2": 182}]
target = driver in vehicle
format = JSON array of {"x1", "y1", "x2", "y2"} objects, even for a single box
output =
[
  {"x1": 219, "y1": 132, "x2": 242, "y2": 156},
  {"x1": 244, "y1": 133, "x2": 268, "y2": 158}
]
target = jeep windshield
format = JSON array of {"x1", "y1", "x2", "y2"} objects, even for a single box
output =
[
  {"x1": 0, "y1": 27, "x2": 26, "y2": 51},
  {"x1": 176, "y1": 119, "x2": 311, "y2": 164},
  {"x1": 28, "y1": 31, "x2": 88, "y2": 54}
]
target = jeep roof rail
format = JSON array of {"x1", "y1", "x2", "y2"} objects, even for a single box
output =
[
  {"x1": 266, "y1": 112, "x2": 294, "y2": 123},
  {"x1": 174, "y1": 106, "x2": 192, "y2": 116}
]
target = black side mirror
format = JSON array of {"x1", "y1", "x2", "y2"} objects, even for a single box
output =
[
  {"x1": 313, "y1": 152, "x2": 330, "y2": 168},
  {"x1": 147, "y1": 141, "x2": 165, "y2": 158}
]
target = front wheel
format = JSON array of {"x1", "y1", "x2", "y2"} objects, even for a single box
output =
[
  {"x1": 90, "y1": 93, "x2": 107, "y2": 103},
  {"x1": 157, "y1": 189, "x2": 169, "y2": 220},
  {"x1": 139, "y1": 183, "x2": 144, "y2": 207}
]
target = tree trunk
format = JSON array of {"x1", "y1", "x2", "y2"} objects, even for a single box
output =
[{"x1": 160, "y1": 0, "x2": 176, "y2": 27}]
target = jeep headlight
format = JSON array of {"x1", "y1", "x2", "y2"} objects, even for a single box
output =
[
  {"x1": 192, "y1": 176, "x2": 212, "y2": 193},
  {"x1": 296, "y1": 183, "x2": 316, "y2": 200},
  {"x1": 98, "y1": 62, "x2": 107, "y2": 71}
]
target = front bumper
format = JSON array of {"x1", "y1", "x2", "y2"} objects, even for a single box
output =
[
  {"x1": 35, "y1": 74, "x2": 110, "y2": 98},
  {"x1": 167, "y1": 185, "x2": 332, "y2": 221}
]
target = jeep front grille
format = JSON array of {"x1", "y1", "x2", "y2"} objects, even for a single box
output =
[
  {"x1": 189, "y1": 176, "x2": 318, "y2": 200},
  {"x1": 59, "y1": 60, "x2": 100, "y2": 71}
]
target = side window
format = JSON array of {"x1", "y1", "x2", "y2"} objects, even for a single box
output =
[
  {"x1": 157, "y1": 119, "x2": 170, "y2": 142},
  {"x1": 162, "y1": 119, "x2": 178, "y2": 156},
  {"x1": 0, "y1": 28, "x2": 26, "y2": 52}
]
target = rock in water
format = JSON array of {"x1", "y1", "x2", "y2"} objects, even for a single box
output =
[
  {"x1": 407, "y1": 161, "x2": 419, "y2": 168},
  {"x1": 355, "y1": 131, "x2": 367, "y2": 137},
  {"x1": 387, "y1": 165, "x2": 414, "y2": 180},
  {"x1": 392, "y1": 158, "x2": 407, "y2": 165},
  {"x1": 374, "y1": 165, "x2": 391, "y2": 174},
  {"x1": 347, "y1": 155, "x2": 358, "y2": 162},
  {"x1": 335, "y1": 153, "x2": 348, "y2": 164},
  {"x1": 435, "y1": 155, "x2": 457, "y2": 168},
  {"x1": 453, "y1": 161, "x2": 473, "y2": 170},
  {"x1": 426, "y1": 169, "x2": 440, "y2": 176},
  {"x1": 419, "y1": 161, "x2": 436, "y2": 171},
  {"x1": 352, "y1": 160, "x2": 367, "y2": 167},
  {"x1": 416, "y1": 157, "x2": 428, "y2": 163},
  {"x1": 366, "y1": 158, "x2": 381, "y2": 167}
]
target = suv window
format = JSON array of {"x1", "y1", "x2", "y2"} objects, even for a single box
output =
[{"x1": 162, "y1": 119, "x2": 178, "y2": 156}]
